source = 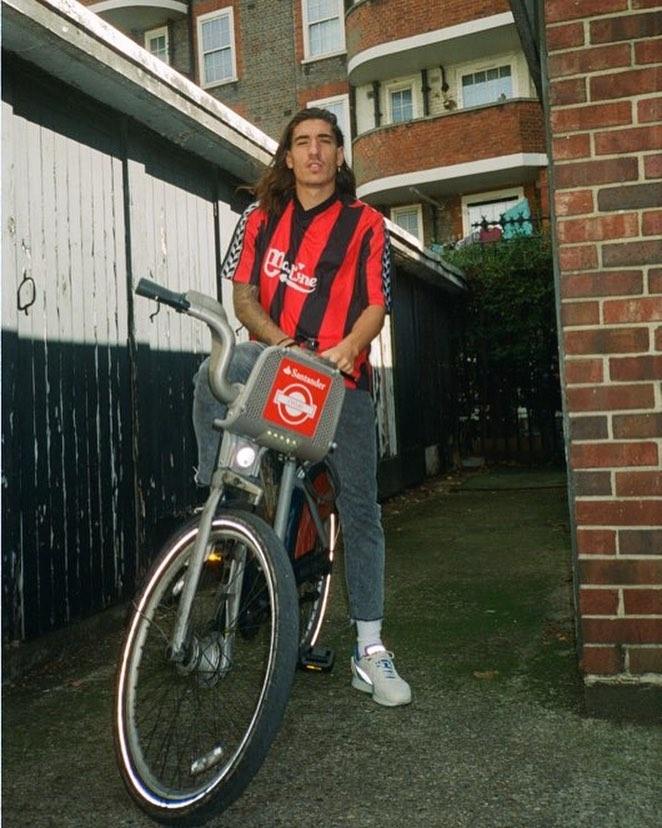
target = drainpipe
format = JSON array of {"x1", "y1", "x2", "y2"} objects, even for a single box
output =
[
  {"x1": 167, "y1": 19, "x2": 174, "y2": 68},
  {"x1": 421, "y1": 68, "x2": 430, "y2": 117},
  {"x1": 349, "y1": 85, "x2": 357, "y2": 140},
  {"x1": 188, "y1": 1, "x2": 196, "y2": 82},
  {"x1": 440, "y1": 65, "x2": 456, "y2": 110},
  {"x1": 372, "y1": 80, "x2": 381, "y2": 128},
  {"x1": 440, "y1": 65, "x2": 449, "y2": 94}
]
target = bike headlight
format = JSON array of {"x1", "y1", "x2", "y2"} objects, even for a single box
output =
[{"x1": 235, "y1": 445, "x2": 257, "y2": 469}]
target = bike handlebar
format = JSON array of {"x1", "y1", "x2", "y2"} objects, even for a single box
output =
[
  {"x1": 135, "y1": 278, "x2": 345, "y2": 408},
  {"x1": 136, "y1": 278, "x2": 191, "y2": 313},
  {"x1": 136, "y1": 278, "x2": 241, "y2": 405}
]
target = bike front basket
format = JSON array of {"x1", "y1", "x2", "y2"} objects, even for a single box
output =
[{"x1": 221, "y1": 346, "x2": 346, "y2": 462}]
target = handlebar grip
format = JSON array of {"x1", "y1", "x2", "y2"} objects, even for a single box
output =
[
  {"x1": 299, "y1": 349, "x2": 346, "y2": 378},
  {"x1": 136, "y1": 278, "x2": 191, "y2": 312},
  {"x1": 312, "y1": 354, "x2": 340, "y2": 373}
]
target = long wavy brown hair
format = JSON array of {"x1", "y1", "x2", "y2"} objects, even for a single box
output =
[{"x1": 254, "y1": 108, "x2": 356, "y2": 215}]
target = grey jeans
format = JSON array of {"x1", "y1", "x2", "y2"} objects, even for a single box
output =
[{"x1": 192, "y1": 342, "x2": 385, "y2": 621}]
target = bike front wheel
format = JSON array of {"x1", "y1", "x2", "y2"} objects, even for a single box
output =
[{"x1": 114, "y1": 509, "x2": 298, "y2": 826}]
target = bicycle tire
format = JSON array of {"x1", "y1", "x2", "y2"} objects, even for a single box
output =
[
  {"x1": 113, "y1": 509, "x2": 298, "y2": 826},
  {"x1": 289, "y1": 464, "x2": 338, "y2": 653}
]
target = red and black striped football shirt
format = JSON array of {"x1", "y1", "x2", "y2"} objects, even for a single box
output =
[{"x1": 222, "y1": 192, "x2": 392, "y2": 390}]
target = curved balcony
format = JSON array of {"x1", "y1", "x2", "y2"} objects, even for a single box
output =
[
  {"x1": 346, "y1": 0, "x2": 517, "y2": 86},
  {"x1": 352, "y1": 100, "x2": 547, "y2": 205},
  {"x1": 87, "y1": 0, "x2": 188, "y2": 34}
]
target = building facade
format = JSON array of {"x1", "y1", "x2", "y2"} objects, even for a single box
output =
[{"x1": 84, "y1": 0, "x2": 549, "y2": 247}]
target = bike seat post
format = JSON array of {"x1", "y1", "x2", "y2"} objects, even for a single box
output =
[{"x1": 273, "y1": 457, "x2": 298, "y2": 542}]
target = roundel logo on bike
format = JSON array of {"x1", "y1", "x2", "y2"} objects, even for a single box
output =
[{"x1": 263, "y1": 357, "x2": 331, "y2": 438}]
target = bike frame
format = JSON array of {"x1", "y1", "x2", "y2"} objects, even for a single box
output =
[
  {"x1": 133, "y1": 279, "x2": 338, "y2": 666},
  {"x1": 169, "y1": 419, "x2": 336, "y2": 663}
]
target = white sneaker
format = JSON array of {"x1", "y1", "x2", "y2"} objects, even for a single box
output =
[{"x1": 351, "y1": 648, "x2": 412, "y2": 707}]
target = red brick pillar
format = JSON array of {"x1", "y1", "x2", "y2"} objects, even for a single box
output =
[{"x1": 545, "y1": 0, "x2": 662, "y2": 705}]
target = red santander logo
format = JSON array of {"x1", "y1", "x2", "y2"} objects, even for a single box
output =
[{"x1": 263, "y1": 358, "x2": 331, "y2": 438}]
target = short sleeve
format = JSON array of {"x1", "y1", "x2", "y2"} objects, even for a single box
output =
[
  {"x1": 220, "y1": 202, "x2": 261, "y2": 285},
  {"x1": 364, "y1": 215, "x2": 393, "y2": 313}
]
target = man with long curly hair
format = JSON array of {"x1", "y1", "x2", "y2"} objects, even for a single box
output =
[{"x1": 193, "y1": 108, "x2": 411, "y2": 707}]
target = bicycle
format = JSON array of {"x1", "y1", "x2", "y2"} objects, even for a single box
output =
[{"x1": 113, "y1": 278, "x2": 345, "y2": 825}]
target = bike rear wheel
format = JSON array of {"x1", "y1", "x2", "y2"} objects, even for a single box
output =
[
  {"x1": 290, "y1": 464, "x2": 339, "y2": 653},
  {"x1": 114, "y1": 509, "x2": 298, "y2": 826}
]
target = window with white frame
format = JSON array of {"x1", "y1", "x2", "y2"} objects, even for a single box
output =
[
  {"x1": 461, "y1": 64, "x2": 512, "y2": 108},
  {"x1": 390, "y1": 86, "x2": 414, "y2": 123},
  {"x1": 391, "y1": 205, "x2": 423, "y2": 241},
  {"x1": 307, "y1": 94, "x2": 352, "y2": 163},
  {"x1": 145, "y1": 26, "x2": 169, "y2": 64},
  {"x1": 462, "y1": 188, "x2": 524, "y2": 235},
  {"x1": 384, "y1": 78, "x2": 419, "y2": 125},
  {"x1": 303, "y1": 0, "x2": 345, "y2": 60},
  {"x1": 198, "y1": 9, "x2": 237, "y2": 88}
]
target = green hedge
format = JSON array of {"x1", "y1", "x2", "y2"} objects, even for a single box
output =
[{"x1": 445, "y1": 232, "x2": 562, "y2": 461}]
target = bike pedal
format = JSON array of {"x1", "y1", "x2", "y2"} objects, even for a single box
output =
[{"x1": 298, "y1": 645, "x2": 335, "y2": 673}]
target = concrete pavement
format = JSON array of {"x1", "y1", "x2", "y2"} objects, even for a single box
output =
[{"x1": 3, "y1": 469, "x2": 661, "y2": 827}]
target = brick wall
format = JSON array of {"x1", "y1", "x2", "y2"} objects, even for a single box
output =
[
  {"x1": 188, "y1": 1, "x2": 348, "y2": 140},
  {"x1": 169, "y1": 17, "x2": 193, "y2": 78},
  {"x1": 545, "y1": 0, "x2": 662, "y2": 683},
  {"x1": 353, "y1": 100, "x2": 546, "y2": 186},
  {"x1": 292, "y1": 1, "x2": 349, "y2": 124},
  {"x1": 346, "y1": 0, "x2": 511, "y2": 59},
  {"x1": 191, "y1": 1, "x2": 250, "y2": 120},
  {"x1": 297, "y1": 80, "x2": 349, "y2": 110}
]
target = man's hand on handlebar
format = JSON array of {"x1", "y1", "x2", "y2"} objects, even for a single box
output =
[
  {"x1": 322, "y1": 305, "x2": 385, "y2": 376},
  {"x1": 321, "y1": 337, "x2": 359, "y2": 376}
]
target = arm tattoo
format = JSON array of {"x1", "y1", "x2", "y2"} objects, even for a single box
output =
[{"x1": 233, "y1": 282, "x2": 285, "y2": 345}]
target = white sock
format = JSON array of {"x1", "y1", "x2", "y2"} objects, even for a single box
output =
[{"x1": 356, "y1": 619, "x2": 385, "y2": 656}]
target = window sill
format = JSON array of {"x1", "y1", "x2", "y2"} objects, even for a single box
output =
[
  {"x1": 202, "y1": 76, "x2": 239, "y2": 90},
  {"x1": 301, "y1": 50, "x2": 347, "y2": 65}
]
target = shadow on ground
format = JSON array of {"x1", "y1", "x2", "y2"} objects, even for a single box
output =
[{"x1": 3, "y1": 469, "x2": 661, "y2": 827}]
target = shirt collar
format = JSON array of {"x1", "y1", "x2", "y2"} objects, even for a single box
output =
[{"x1": 294, "y1": 189, "x2": 339, "y2": 223}]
